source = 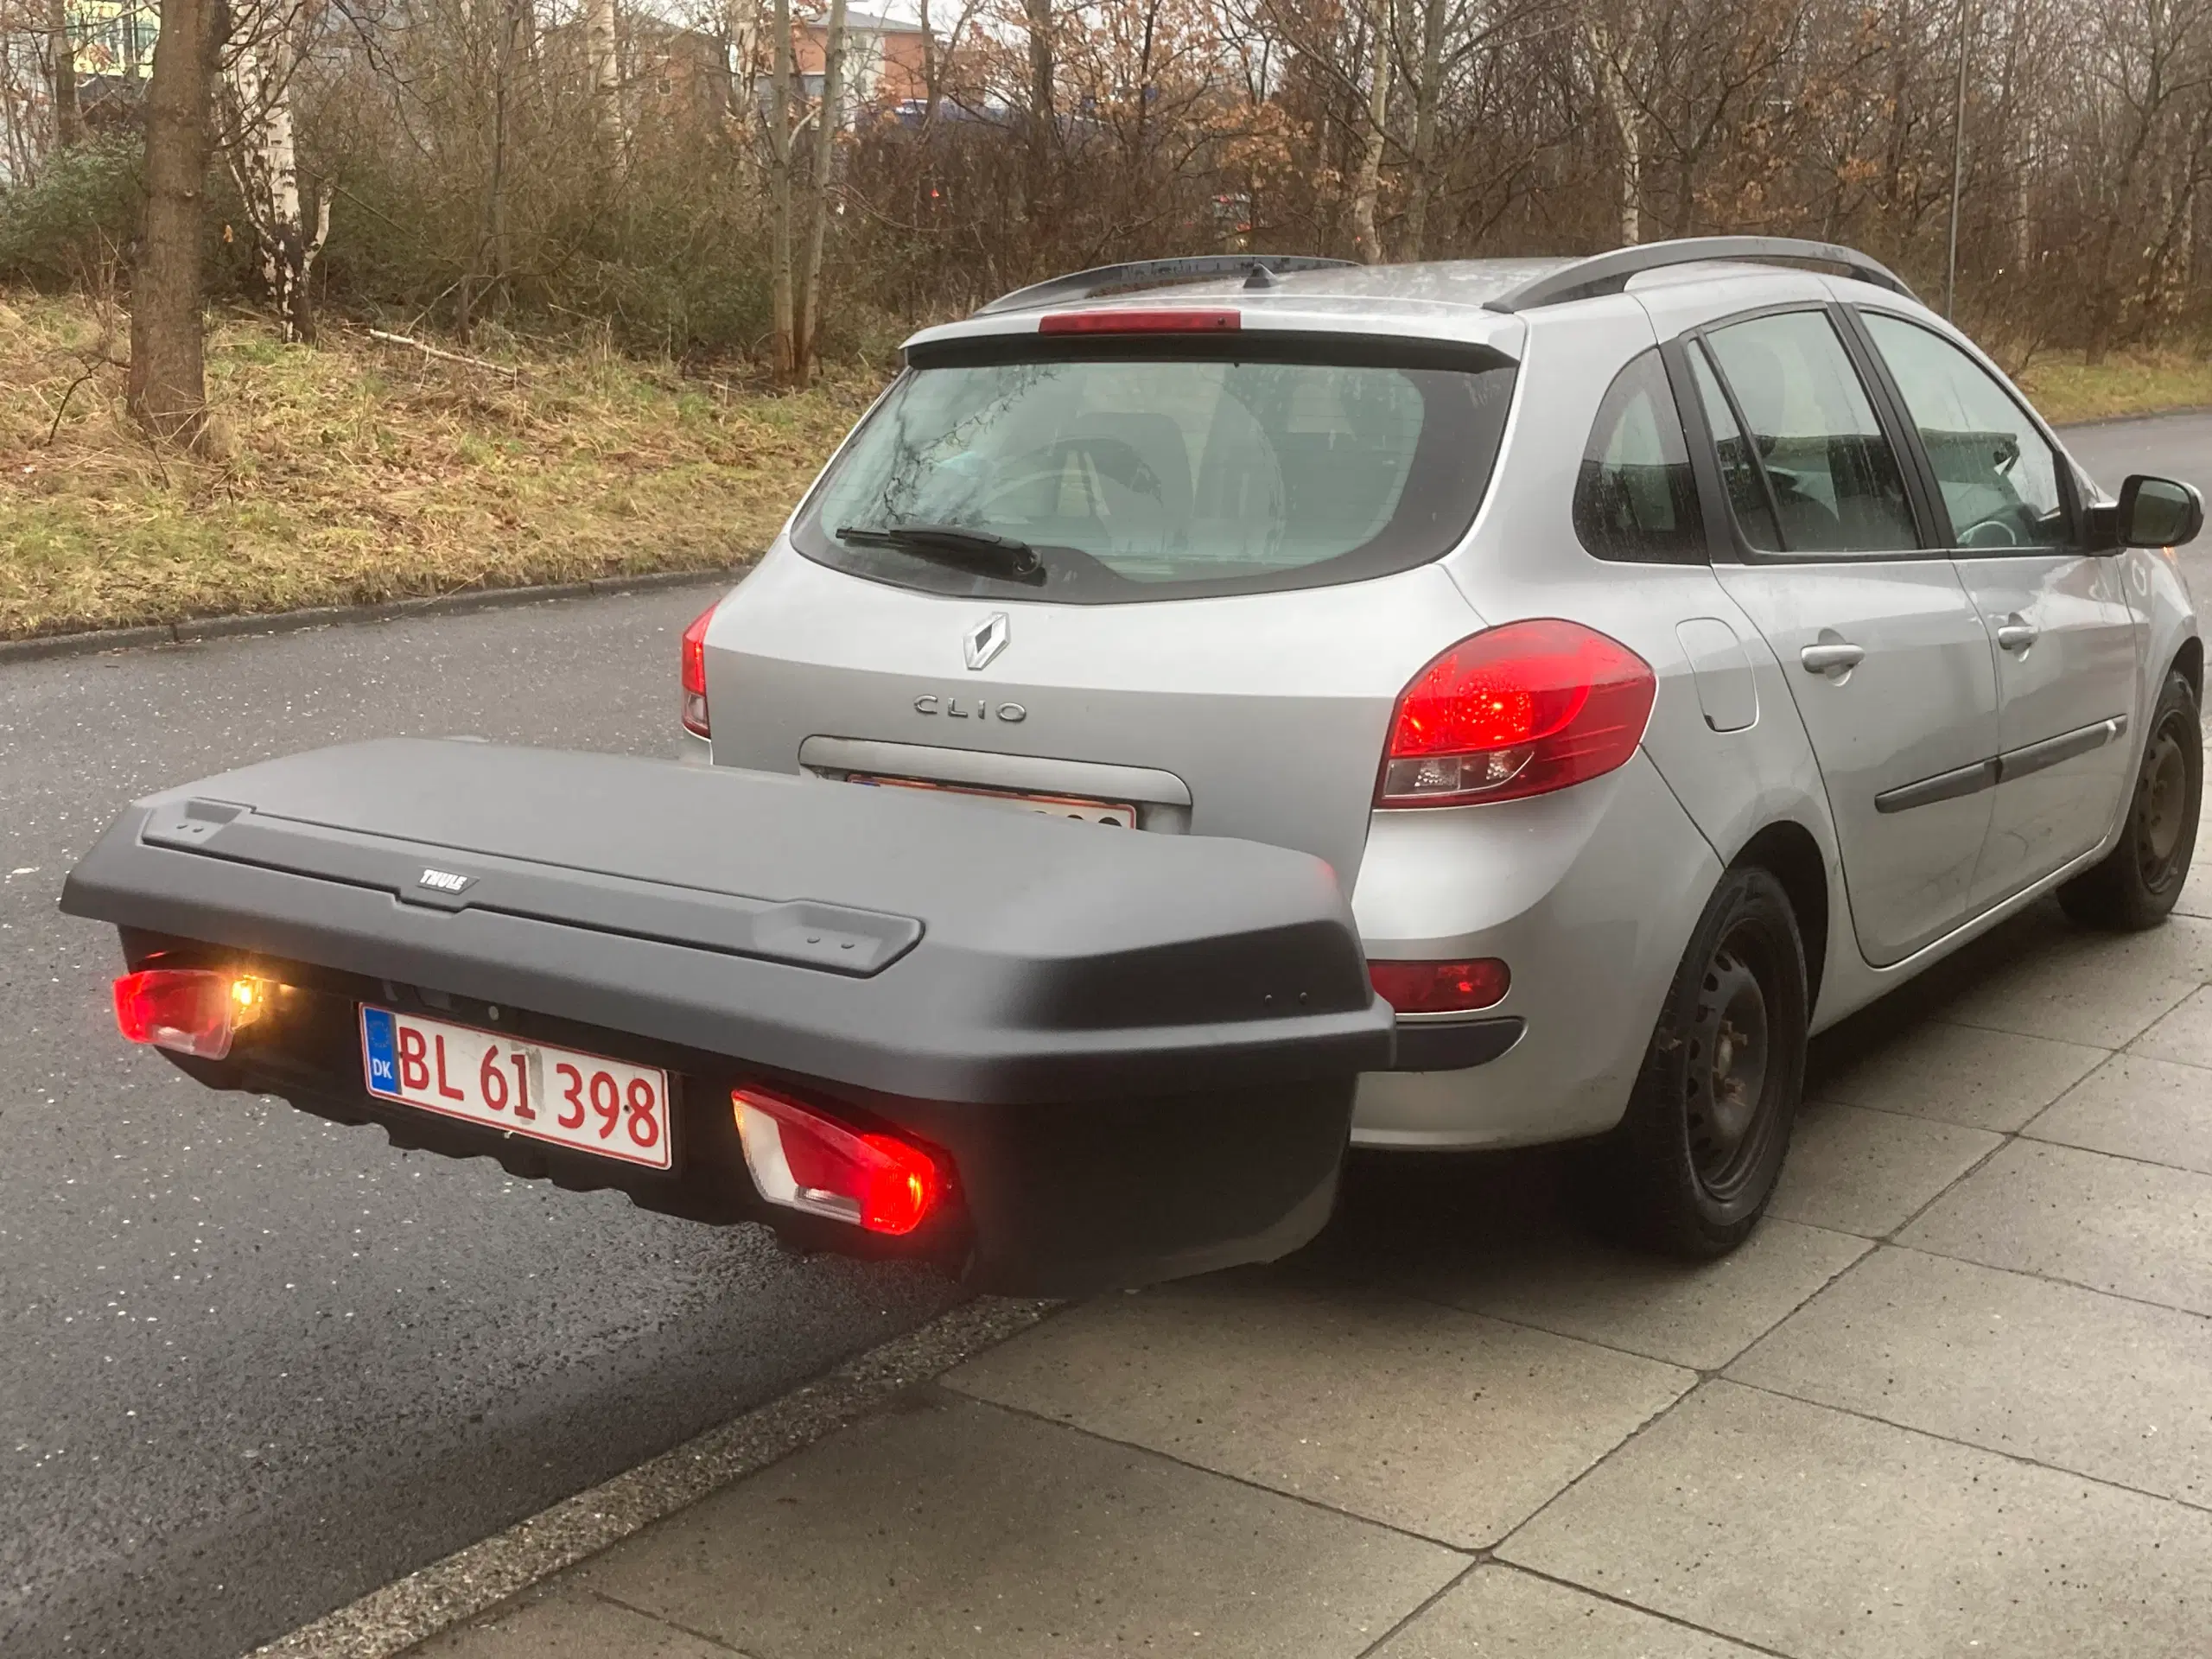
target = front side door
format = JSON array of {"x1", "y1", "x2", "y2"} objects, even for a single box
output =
[
  {"x1": 1680, "y1": 308, "x2": 2001, "y2": 967},
  {"x1": 1854, "y1": 310, "x2": 2140, "y2": 905}
]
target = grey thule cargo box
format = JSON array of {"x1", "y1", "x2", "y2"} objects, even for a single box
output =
[{"x1": 62, "y1": 739, "x2": 1393, "y2": 1294}]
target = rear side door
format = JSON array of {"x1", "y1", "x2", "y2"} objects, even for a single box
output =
[
  {"x1": 1851, "y1": 309, "x2": 2139, "y2": 905},
  {"x1": 1677, "y1": 308, "x2": 2000, "y2": 967}
]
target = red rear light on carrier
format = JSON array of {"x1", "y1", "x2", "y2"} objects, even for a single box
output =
[
  {"x1": 680, "y1": 602, "x2": 715, "y2": 739},
  {"x1": 733, "y1": 1088, "x2": 945, "y2": 1236},
  {"x1": 1038, "y1": 308, "x2": 1241, "y2": 334},
  {"x1": 112, "y1": 969, "x2": 244, "y2": 1059},
  {"x1": 1370, "y1": 958, "x2": 1510, "y2": 1015},
  {"x1": 1380, "y1": 619, "x2": 1656, "y2": 807}
]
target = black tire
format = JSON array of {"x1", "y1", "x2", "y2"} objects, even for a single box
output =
[
  {"x1": 1581, "y1": 865, "x2": 1808, "y2": 1258},
  {"x1": 2058, "y1": 670, "x2": 2202, "y2": 932}
]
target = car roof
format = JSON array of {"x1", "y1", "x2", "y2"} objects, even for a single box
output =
[{"x1": 902, "y1": 248, "x2": 1923, "y2": 359}]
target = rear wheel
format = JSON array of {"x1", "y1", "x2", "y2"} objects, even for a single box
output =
[
  {"x1": 2058, "y1": 671, "x2": 2202, "y2": 932},
  {"x1": 1583, "y1": 865, "x2": 1807, "y2": 1257}
]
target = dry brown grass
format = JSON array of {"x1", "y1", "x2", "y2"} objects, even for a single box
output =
[
  {"x1": 2014, "y1": 348, "x2": 2212, "y2": 426},
  {"x1": 0, "y1": 289, "x2": 876, "y2": 639}
]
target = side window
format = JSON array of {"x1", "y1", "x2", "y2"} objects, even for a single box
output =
[
  {"x1": 1573, "y1": 348, "x2": 1706, "y2": 563},
  {"x1": 1859, "y1": 312, "x2": 2070, "y2": 550},
  {"x1": 1688, "y1": 344, "x2": 1782, "y2": 551},
  {"x1": 1701, "y1": 310, "x2": 1921, "y2": 556}
]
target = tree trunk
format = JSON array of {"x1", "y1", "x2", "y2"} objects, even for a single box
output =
[
  {"x1": 48, "y1": 0, "x2": 81, "y2": 149},
  {"x1": 1022, "y1": 0, "x2": 1054, "y2": 213},
  {"x1": 1349, "y1": 0, "x2": 1392, "y2": 264},
  {"x1": 588, "y1": 0, "x2": 621, "y2": 146},
  {"x1": 918, "y1": 0, "x2": 942, "y2": 124},
  {"x1": 766, "y1": 0, "x2": 797, "y2": 384},
  {"x1": 1402, "y1": 0, "x2": 1446, "y2": 258},
  {"x1": 795, "y1": 0, "x2": 849, "y2": 385},
  {"x1": 129, "y1": 0, "x2": 220, "y2": 442},
  {"x1": 485, "y1": 0, "x2": 524, "y2": 302}
]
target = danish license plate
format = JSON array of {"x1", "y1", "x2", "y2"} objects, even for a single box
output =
[
  {"x1": 359, "y1": 1006, "x2": 672, "y2": 1169},
  {"x1": 850, "y1": 773, "x2": 1138, "y2": 828}
]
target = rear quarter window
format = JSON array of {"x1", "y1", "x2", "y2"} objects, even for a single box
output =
[{"x1": 1573, "y1": 348, "x2": 1706, "y2": 564}]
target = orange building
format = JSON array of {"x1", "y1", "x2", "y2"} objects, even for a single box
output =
[{"x1": 794, "y1": 9, "x2": 934, "y2": 121}]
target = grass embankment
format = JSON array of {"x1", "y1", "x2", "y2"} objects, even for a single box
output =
[
  {"x1": 0, "y1": 290, "x2": 876, "y2": 640},
  {"x1": 2015, "y1": 351, "x2": 2212, "y2": 425},
  {"x1": 2, "y1": 289, "x2": 2207, "y2": 640}
]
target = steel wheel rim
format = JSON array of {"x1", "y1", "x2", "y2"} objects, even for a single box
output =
[
  {"x1": 2135, "y1": 720, "x2": 2193, "y2": 891},
  {"x1": 1684, "y1": 924, "x2": 1775, "y2": 1198}
]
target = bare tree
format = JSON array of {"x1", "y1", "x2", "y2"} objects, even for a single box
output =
[
  {"x1": 588, "y1": 0, "x2": 621, "y2": 143},
  {"x1": 1023, "y1": 0, "x2": 1055, "y2": 208},
  {"x1": 766, "y1": 0, "x2": 798, "y2": 379},
  {"x1": 795, "y1": 0, "x2": 849, "y2": 380},
  {"x1": 220, "y1": 0, "x2": 329, "y2": 341},
  {"x1": 1349, "y1": 0, "x2": 1392, "y2": 260},
  {"x1": 1586, "y1": 4, "x2": 1643, "y2": 245},
  {"x1": 47, "y1": 0, "x2": 79, "y2": 147}
]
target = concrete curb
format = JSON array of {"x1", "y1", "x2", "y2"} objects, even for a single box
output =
[
  {"x1": 247, "y1": 1295, "x2": 1056, "y2": 1659},
  {"x1": 2055, "y1": 404, "x2": 2212, "y2": 430},
  {"x1": 0, "y1": 566, "x2": 749, "y2": 667}
]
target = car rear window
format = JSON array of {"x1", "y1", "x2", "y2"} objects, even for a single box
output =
[{"x1": 791, "y1": 339, "x2": 1517, "y2": 602}]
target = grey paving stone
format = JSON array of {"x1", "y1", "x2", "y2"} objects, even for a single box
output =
[
  {"x1": 1412, "y1": 1217, "x2": 1869, "y2": 1370},
  {"x1": 1936, "y1": 941, "x2": 2197, "y2": 1047},
  {"x1": 1766, "y1": 1100, "x2": 2000, "y2": 1237},
  {"x1": 1899, "y1": 1139, "x2": 2212, "y2": 1315},
  {"x1": 1501, "y1": 1381, "x2": 2212, "y2": 1659},
  {"x1": 1813, "y1": 1018, "x2": 2107, "y2": 1131},
  {"x1": 580, "y1": 1392, "x2": 1465, "y2": 1659},
  {"x1": 2027, "y1": 1052, "x2": 2212, "y2": 1174},
  {"x1": 2133, "y1": 986, "x2": 2212, "y2": 1070},
  {"x1": 942, "y1": 1281, "x2": 1692, "y2": 1548},
  {"x1": 1730, "y1": 1244, "x2": 2212, "y2": 1506},
  {"x1": 2177, "y1": 856, "x2": 2212, "y2": 919},
  {"x1": 413, "y1": 1586, "x2": 735, "y2": 1658},
  {"x1": 1373, "y1": 1564, "x2": 1764, "y2": 1658}
]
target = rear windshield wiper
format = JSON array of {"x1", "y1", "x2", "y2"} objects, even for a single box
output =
[{"x1": 836, "y1": 524, "x2": 1044, "y2": 583}]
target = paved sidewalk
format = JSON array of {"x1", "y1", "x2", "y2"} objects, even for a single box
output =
[{"x1": 407, "y1": 865, "x2": 2212, "y2": 1659}]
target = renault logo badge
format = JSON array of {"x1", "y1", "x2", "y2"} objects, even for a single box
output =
[{"x1": 963, "y1": 612, "x2": 1010, "y2": 671}]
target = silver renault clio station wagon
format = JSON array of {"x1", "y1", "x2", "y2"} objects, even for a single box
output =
[{"x1": 679, "y1": 237, "x2": 2208, "y2": 1256}]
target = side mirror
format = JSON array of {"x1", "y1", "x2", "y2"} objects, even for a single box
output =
[{"x1": 2117, "y1": 474, "x2": 2205, "y2": 550}]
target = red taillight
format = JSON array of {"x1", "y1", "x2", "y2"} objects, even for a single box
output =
[
  {"x1": 1370, "y1": 958, "x2": 1510, "y2": 1015},
  {"x1": 113, "y1": 969, "x2": 237, "y2": 1059},
  {"x1": 1038, "y1": 308, "x2": 1240, "y2": 334},
  {"x1": 680, "y1": 601, "x2": 715, "y2": 739},
  {"x1": 732, "y1": 1088, "x2": 945, "y2": 1236},
  {"x1": 1380, "y1": 619, "x2": 1656, "y2": 806}
]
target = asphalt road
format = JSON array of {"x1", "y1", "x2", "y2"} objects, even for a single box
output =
[
  {"x1": 4, "y1": 410, "x2": 2208, "y2": 1659},
  {"x1": 2063, "y1": 409, "x2": 2212, "y2": 597},
  {"x1": 0, "y1": 587, "x2": 960, "y2": 1659}
]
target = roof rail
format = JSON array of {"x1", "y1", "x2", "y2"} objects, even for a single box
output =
[
  {"x1": 977, "y1": 254, "x2": 1357, "y2": 315},
  {"x1": 1484, "y1": 236, "x2": 1916, "y2": 314}
]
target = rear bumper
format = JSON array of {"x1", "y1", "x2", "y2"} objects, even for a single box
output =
[{"x1": 1347, "y1": 748, "x2": 1720, "y2": 1150}]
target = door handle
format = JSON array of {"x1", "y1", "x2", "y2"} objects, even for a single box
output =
[
  {"x1": 1800, "y1": 642, "x2": 1866, "y2": 675},
  {"x1": 1996, "y1": 617, "x2": 2039, "y2": 653}
]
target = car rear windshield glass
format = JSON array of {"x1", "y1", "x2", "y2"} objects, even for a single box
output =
[{"x1": 791, "y1": 346, "x2": 1517, "y2": 602}]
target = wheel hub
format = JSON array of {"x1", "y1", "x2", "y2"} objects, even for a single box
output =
[
  {"x1": 1686, "y1": 938, "x2": 1770, "y2": 1192},
  {"x1": 2139, "y1": 727, "x2": 2190, "y2": 875}
]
